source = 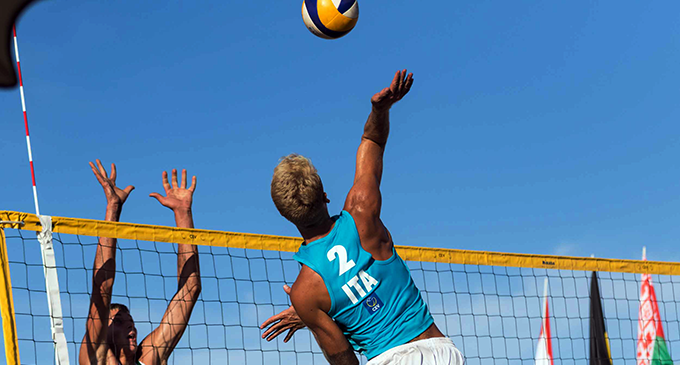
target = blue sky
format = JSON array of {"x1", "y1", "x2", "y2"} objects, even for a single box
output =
[
  {"x1": 1, "y1": 1, "x2": 680, "y2": 363},
  {"x1": 1, "y1": 1, "x2": 679, "y2": 260}
]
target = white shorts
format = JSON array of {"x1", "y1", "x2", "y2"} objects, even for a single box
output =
[{"x1": 366, "y1": 338, "x2": 464, "y2": 365}]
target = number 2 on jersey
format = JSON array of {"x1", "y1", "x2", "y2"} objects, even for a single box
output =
[{"x1": 327, "y1": 245, "x2": 355, "y2": 276}]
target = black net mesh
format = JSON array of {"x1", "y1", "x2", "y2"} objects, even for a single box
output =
[{"x1": 2, "y1": 227, "x2": 680, "y2": 364}]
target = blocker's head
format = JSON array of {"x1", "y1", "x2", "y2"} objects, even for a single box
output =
[
  {"x1": 108, "y1": 303, "x2": 138, "y2": 355},
  {"x1": 271, "y1": 154, "x2": 329, "y2": 228}
]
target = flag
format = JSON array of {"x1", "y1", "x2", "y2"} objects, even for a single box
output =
[
  {"x1": 637, "y1": 248, "x2": 673, "y2": 365},
  {"x1": 590, "y1": 271, "x2": 612, "y2": 365},
  {"x1": 535, "y1": 278, "x2": 554, "y2": 365}
]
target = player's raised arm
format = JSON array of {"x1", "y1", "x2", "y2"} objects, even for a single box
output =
[
  {"x1": 344, "y1": 70, "x2": 413, "y2": 256},
  {"x1": 79, "y1": 160, "x2": 135, "y2": 365},
  {"x1": 140, "y1": 169, "x2": 201, "y2": 364}
]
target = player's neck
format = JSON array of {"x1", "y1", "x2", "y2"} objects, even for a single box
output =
[{"x1": 298, "y1": 216, "x2": 334, "y2": 244}]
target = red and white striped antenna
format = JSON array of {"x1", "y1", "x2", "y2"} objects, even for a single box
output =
[
  {"x1": 12, "y1": 24, "x2": 70, "y2": 365},
  {"x1": 13, "y1": 25, "x2": 70, "y2": 364},
  {"x1": 13, "y1": 24, "x2": 41, "y2": 216}
]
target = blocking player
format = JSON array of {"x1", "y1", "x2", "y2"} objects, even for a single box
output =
[
  {"x1": 263, "y1": 70, "x2": 464, "y2": 364},
  {"x1": 79, "y1": 160, "x2": 202, "y2": 365}
]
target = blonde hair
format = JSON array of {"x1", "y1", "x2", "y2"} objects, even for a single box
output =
[{"x1": 271, "y1": 154, "x2": 327, "y2": 227}]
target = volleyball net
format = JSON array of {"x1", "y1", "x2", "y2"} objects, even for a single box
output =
[{"x1": 1, "y1": 210, "x2": 680, "y2": 364}]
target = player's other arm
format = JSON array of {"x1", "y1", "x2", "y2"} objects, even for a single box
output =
[
  {"x1": 139, "y1": 169, "x2": 202, "y2": 364},
  {"x1": 290, "y1": 266, "x2": 359, "y2": 365},
  {"x1": 79, "y1": 160, "x2": 135, "y2": 365},
  {"x1": 344, "y1": 70, "x2": 414, "y2": 257}
]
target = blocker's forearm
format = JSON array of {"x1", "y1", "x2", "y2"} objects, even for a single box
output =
[
  {"x1": 174, "y1": 208, "x2": 194, "y2": 229},
  {"x1": 174, "y1": 210, "x2": 201, "y2": 292},
  {"x1": 92, "y1": 203, "x2": 121, "y2": 293},
  {"x1": 177, "y1": 243, "x2": 200, "y2": 291}
]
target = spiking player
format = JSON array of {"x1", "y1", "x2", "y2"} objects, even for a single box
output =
[
  {"x1": 79, "y1": 160, "x2": 202, "y2": 365},
  {"x1": 262, "y1": 70, "x2": 464, "y2": 364}
]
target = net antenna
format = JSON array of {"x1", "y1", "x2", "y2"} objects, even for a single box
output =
[{"x1": 12, "y1": 24, "x2": 70, "y2": 365}]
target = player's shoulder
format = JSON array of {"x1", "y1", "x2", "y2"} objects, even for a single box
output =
[
  {"x1": 343, "y1": 206, "x2": 392, "y2": 259},
  {"x1": 344, "y1": 182, "x2": 380, "y2": 217},
  {"x1": 291, "y1": 264, "x2": 330, "y2": 310},
  {"x1": 293, "y1": 264, "x2": 326, "y2": 293},
  {"x1": 136, "y1": 336, "x2": 164, "y2": 365}
]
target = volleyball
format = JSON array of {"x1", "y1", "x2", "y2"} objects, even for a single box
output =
[{"x1": 302, "y1": 0, "x2": 359, "y2": 39}]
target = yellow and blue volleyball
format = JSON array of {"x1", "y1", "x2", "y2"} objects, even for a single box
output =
[{"x1": 302, "y1": 0, "x2": 359, "y2": 39}]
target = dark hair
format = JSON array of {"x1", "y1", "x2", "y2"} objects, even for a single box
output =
[{"x1": 110, "y1": 303, "x2": 129, "y2": 314}]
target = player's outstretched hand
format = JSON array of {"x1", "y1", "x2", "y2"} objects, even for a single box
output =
[
  {"x1": 149, "y1": 169, "x2": 196, "y2": 212},
  {"x1": 260, "y1": 285, "x2": 306, "y2": 343},
  {"x1": 371, "y1": 69, "x2": 414, "y2": 112},
  {"x1": 90, "y1": 159, "x2": 135, "y2": 206}
]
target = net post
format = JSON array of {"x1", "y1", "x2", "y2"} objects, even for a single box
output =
[
  {"x1": 0, "y1": 229, "x2": 21, "y2": 365},
  {"x1": 36, "y1": 216, "x2": 70, "y2": 365}
]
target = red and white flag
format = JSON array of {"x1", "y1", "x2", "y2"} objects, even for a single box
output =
[
  {"x1": 637, "y1": 247, "x2": 673, "y2": 365},
  {"x1": 535, "y1": 278, "x2": 554, "y2": 365}
]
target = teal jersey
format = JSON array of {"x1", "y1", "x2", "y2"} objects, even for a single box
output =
[{"x1": 293, "y1": 211, "x2": 433, "y2": 359}]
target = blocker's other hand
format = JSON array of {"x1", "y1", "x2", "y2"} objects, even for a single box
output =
[
  {"x1": 90, "y1": 159, "x2": 135, "y2": 206},
  {"x1": 149, "y1": 168, "x2": 196, "y2": 212}
]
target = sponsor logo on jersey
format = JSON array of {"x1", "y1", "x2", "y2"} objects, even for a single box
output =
[{"x1": 363, "y1": 292, "x2": 383, "y2": 315}]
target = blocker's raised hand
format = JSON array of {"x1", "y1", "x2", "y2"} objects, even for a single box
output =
[
  {"x1": 371, "y1": 69, "x2": 414, "y2": 112},
  {"x1": 89, "y1": 159, "x2": 135, "y2": 206},
  {"x1": 149, "y1": 168, "x2": 196, "y2": 212}
]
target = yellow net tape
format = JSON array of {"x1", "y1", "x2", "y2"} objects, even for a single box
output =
[{"x1": 1, "y1": 210, "x2": 678, "y2": 275}]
